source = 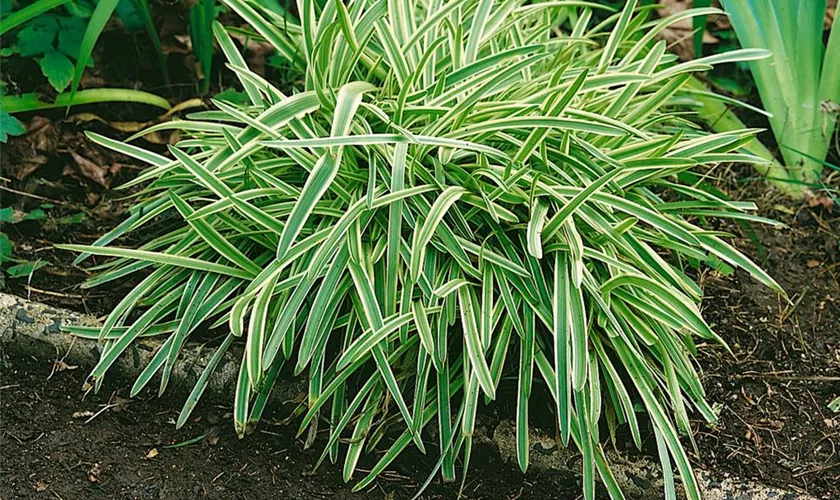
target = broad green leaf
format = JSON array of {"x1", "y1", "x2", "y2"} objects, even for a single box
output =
[{"x1": 40, "y1": 51, "x2": 74, "y2": 92}]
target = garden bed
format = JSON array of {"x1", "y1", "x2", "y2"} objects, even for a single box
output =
[
  {"x1": 694, "y1": 173, "x2": 839, "y2": 499},
  {"x1": 2, "y1": 2, "x2": 839, "y2": 499},
  {"x1": 2, "y1": 161, "x2": 838, "y2": 499},
  {"x1": 3, "y1": 355, "x2": 554, "y2": 499}
]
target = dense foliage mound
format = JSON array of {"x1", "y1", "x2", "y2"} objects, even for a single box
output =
[{"x1": 60, "y1": 1, "x2": 783, "y2": 498}]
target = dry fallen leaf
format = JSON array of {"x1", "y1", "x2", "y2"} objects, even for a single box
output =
[
  {"x1": 12, "y1": 154, "x2": 49, "y2": 180},
  {"x1": 656, "y1": 0, "x2": 720, "y2": 61},
  {"x1": 145, "y1": 448, "x2": 160, "y2": 459},
  {"x1": 28, "y1": 116, "x2": 59, "y2": 152},
  {"x1": 3, "y1": 117, "x2": 54, "y2": 179},
  {"x1": 806, "y1": 195, "x2": 836, "y2": 210},
  {"x1": 230, "y1": 33, "x2": 275, "y2": 76},
  {"x1": 110, "y1": 396, "x2": 131, "y2": 413},
  {"x1": 807, "y1": 259, "x2": 823, "y2": 268},
  {"x1": 68, "y1": 113, "x2": 150, "y2": 133},
  {"x1": 34, "y1": 480, "x2": 48, "y2": 492},
  {"x1": 68, "y1": 150, "x2": 121, "y2": 188}
]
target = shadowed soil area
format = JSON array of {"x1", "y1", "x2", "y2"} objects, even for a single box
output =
[{"x1": 1, "y1": 356, "x2": 583, "y2": 499}]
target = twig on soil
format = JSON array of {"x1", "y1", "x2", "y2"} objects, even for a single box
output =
[
  {"x1": 48, "y1": 336, "x2": 77, "y2": 380},
  {"x1": 47, "y1": 486, "x2": 64, "y2": 500},
  {"x1": 794, "y1": 461, "x2": 840, "y2": 478},
  {"x1": 724, "y1": 445, "x2": 762, "y2": 466},
  {"x1": 779, "y1": 286, "x2": 809, "y2": 324},
  {"x1": 84, "y1": 403, "x2": 120, "y2": 424},
  {"x1": 735, "y1": 372, "x2": 840, "y2": 382},
  {"x1": 5, "y1": 431, "x2": 24, "y2": 445},
  {"x1": 0, "y1": 184, "x2": 69, "y2": 206},
  {"x1": 24, "y1": 285, "x2": 105, "y2": 300},
  {"x1": 816, "y1": 261, "x2": 840, "y2": 276}
]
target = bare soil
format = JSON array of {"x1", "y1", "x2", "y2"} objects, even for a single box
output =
[
  {"x1": 1, "y1": 355, "x2": 589, "y2": 500},
  {"x1": 693, "y1": 167, "x2": 840, "y2": 499}
]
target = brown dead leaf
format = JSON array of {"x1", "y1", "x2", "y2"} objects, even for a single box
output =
[
  {"x1": 27, "y1": 116, "x2": 59, "y2": 152},
  {"x1": 807, "y1": 259, "x2": 823, "y2": 268},
  {"x1": 153, "y1": 130, "x2": 180, "y2": 145},
  {"x1": 109, "y1": 395, "x2": 132, "y2": 413},
  {"x1": 68, "y1": 150, "x2": 121, "y2": 188},
  {"x1": 78, "y1": 73, "x2": 106, "y2": 89},
  {"x1": 174, "y1": 34, "x2": 193, "y2": 52},
  {"x1": 34, "y1": 480, "x2": 48, "y2": 492},
  {"x1": 145, "y1": 448, "x2": 160, "y2": 459},
  {"x1": 85, "y1": 191, "x2": 101, "y2": 205},
  {"x1": 68, "y1": 113, "x2": 150, "y2": 133},
  {"x1": 657, "y1": 0, "x2": 720, "y2": 61},
  {"x1": 759, "y1": 418, "x2": 784, "y2": 431},
  {"x1": 2, "y1": 116, "x2": 55, "y2": 180},
  {"x1": 13, "y1": 154, "x2": 49, "y2": 180},
  {"x1": 230, "y1": 33, "x2": 275, "y2": 76},
  {"x1": 68, "y1": 101, "x2": 199, "y2": 145},
  {"x1": 807, "y1": 195, "x2": 836, "y2": 210}
]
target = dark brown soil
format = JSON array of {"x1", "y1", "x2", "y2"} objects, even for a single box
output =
[
  {"x1": 694, "y1": 166, "x2": 840, "y2": 499},
  {"x1": 0, "y1": 355, "x2": 584, "y2": 500}
]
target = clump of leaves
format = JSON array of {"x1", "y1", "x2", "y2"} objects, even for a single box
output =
[
  {"x1": 1, "y1": 0, "x2": 219, "y2": 95},
  {"x1": 0, "y1": 109, "x2": 26, "y2": 142},
  {"x1": 0, "y1": 206, "x2": 50, "y2": 283},
  {"x1": 719, "y1": 0, "x2": 840, "y2": 195},
  {"x1": 0, "y1": 0, "x2": 169, "y2": 111},
  {"x1": 60, "y1": 1, "x2": 783, "y2": 499},
  {"x1": 9, "y1": 10, "x2": 88, "y2": 92},
  {"x1": 1, "y1": 0, "x2": 132, "y2": 93}
]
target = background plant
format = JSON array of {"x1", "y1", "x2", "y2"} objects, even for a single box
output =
[
  {"x1": 0, "y1": 0, "x2": 271, "y2": 97},
  {"x1": 0, "y1": 0, "x2": 301, "y2": 116},
  {"x1": 0, "y1": 0, "x2": 167, "y2": 93},
  {"x1": 59, "y1": 2, "x2": 783, "y2": 499},
  {"x1": 0, "y1": 0, "x2": 172, "y2": 116},
  {"x1": 714, "y1": 0, "x2": 840, "y2": 196},
  {"x1": 0, "y1": 108, "x2": 26, "y2": 142},
  {"x1": 0, "y1": 205, "x2": 51, "y2": 285}
]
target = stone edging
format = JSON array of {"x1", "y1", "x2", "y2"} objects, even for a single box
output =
[
  {"x1": 0, "y1": 292, "x2": 814, "y2": 499},
  {"x1": 492, "y1": 420, "x2": 813, "y2": 499},
  {"x1": 0, "y1": 292, "x2": 301, "y2": 402}
]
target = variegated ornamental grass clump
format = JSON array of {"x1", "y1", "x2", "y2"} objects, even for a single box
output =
[{"x1": 59, "y1": 1, "x2": 784, "y2": 499}]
